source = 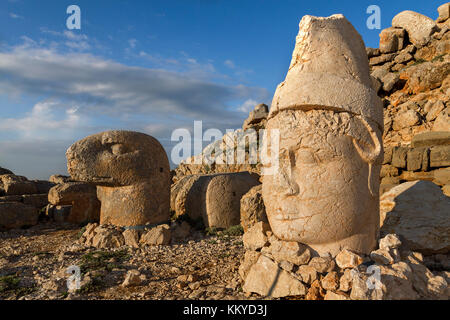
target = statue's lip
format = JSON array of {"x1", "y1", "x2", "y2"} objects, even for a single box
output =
[{"x1": 271, "y1": 212, "x2": 314, "y2": 221}]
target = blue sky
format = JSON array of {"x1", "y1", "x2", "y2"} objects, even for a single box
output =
[{"x1": 0, "y1": 0, "x2": 445, "y2": 179}]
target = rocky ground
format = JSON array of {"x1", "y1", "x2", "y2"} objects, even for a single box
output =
[{"x1": 0, "y1": 222, "x2": 269, "y2": 301}]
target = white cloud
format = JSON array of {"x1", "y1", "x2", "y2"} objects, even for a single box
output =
[
  {"x1": 0, "y1": 100, "x2": 83, "y2": 139},
  {"x1": 224, "y1": 59, "x2": 235, "y2": 69},
  {"x1": 0, "y1": 42, "x2": 268, "y2": 120},
  {"x1": 128, "y1": 38, "x2": 138, "y2": 48},
  {"x1": 238, "y1": 99, "x2": 258, "y2": 113},
  {"x1": 9, "y1": 13, "x2": 24, "y2": 19}
]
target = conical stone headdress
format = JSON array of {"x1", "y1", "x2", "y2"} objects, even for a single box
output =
[{"x1": 269, "y1": 14, "x2": 383, "y2": 129}]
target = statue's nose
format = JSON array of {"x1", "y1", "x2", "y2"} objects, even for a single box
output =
[{"x1": 279, "y1": 165, "x2": 299, "y2": 197}]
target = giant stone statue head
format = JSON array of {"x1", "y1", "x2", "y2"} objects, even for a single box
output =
[
  {"x1": 67, "y1": 130, "x2": 170, "y2": 227},
  {"x1": 262, "y1": 15, "x2": 384, "y2": 256}
]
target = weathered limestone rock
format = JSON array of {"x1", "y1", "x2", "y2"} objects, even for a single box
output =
[
  {"x1": 48, "y1": 182, "x2": 100, "y2": 224},
  {"x1": 379, "y1": 234, "x2": 402, "y2": 250},
  {"x1": 406, "y1": 147, "x2": 428, "y2": 172},
  {"x1": 433, "y1": 109, "x2": 450, "y2": 131},
  {"x1": 425, "y1": 101, "x2": 445, "y2": 122},
  {"x1": 66, "y1": 131, "x2": 170, "y2": 227},
  {"x1": 239, "y1": 251, "x2": 261, "y2": 281},
  {"x1": 392, "y1": 10, "x2": 438, "y2": 46},
  {"x1": 0, "y1": 202, "x2": 38, "y2": 230},
  {"x1": 370, "y1": 248, "x2": 400, "y2": 265},
  {"x1": 430, "y1": 145, "x2": 450, "y2": 167},
  {"x1": 399, "y1": 56, "x2": 450, "y2": 94},
  {"x1": 380, "y1": 181, "x2": 450, "y2": 254},
  {"x1": 305, "y1": 279, "x2": 326, "y2": 300},
  {"x1": 335, "y1": 249, "x2": 364, "y2": 269},
  {"x1": 391, "y1": 146, "x2": 408, "y2": 168},
  {"x1": 308, "y1": 256, "x2": 336, "y2": 273},
  {"x1": 92, "y1": 227, "x2": 125, "y2": 249},
  {"x1": 321, "y1": 271, "x2": 339, "y2": 291},
  {"x1": 242, "y1": 103, "x2": 269, "y2": 131},
  {"x1": 0, "y1": 175, "x2": 38, "y2": 196},
  {"x1": 393, "y1": 109, "x2": 420, "y2": 130},
  {"x1": 437, "y1": 3, "x2": 450, "y2": 23},
  {"x1": 243, "y1": 255, "x2": 306, "y2": 298},
  {"x1": 379, "y1": 27, "x2": 406, "y2": 53},
  {"x1": 243, "y1": 222, "x2": 270, "y2": 251},
  {"x1": 121, "y1": 270, "x2": 143, "y2": 287},
  {"x1": 240, "y1": 185, "x2": 268, "y2": 232},
  {"x1": 122, "y1": 229, "x2": 140, "y2": 248},
  {"x1": 263, "y1": 14, "x2": 383, "y2": 257},
  {"x1": 296, "y1": 265, "x2": 318, "y2": 284},
  {"x1": 339, "y1": 269, "x2": 353, "y2": 292},
  {"x1": 140, "y1": 224, "x2": 171, "y2": 245},
  {"x1": 268, "y1": 237, "x2": 311, "y2": 266}
]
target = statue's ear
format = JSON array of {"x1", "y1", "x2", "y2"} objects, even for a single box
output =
[
  {"x1": 351, "y1": 116, "x2": 382, "y2": 165},
  {"x1": 351, "y1": 116, "x2": 382, "y2": 197}
]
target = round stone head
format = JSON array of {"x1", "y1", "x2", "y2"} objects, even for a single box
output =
[
  {"x1": 66, "y1": 130, "x2": 170, "y2": 227},
  {"x1": 66, "y1": 130, "x2": 169, "y2": 186}
]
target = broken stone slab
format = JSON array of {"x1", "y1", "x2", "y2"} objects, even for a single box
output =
[
  {"x1": 239, "y1": 251, "x2": 261, "y2": 281},
  {"x1": 406, "y1": 147, "x2": 429, "y2": 172},
  {"x1": 267, "y1": 237, "x2": 311, "y2": 266},
  {"x1": 411, "y1": 131, "x2": 450, "y2": 148},
  {"x1": 243, "y1": 221, "x2": 270, "y2": 251},
  {"x1": 0, "y1": 174, "x2": 38, "y2": 196},
  {"x1": 392, "y1": 10, "x2": 438, "y2": 47},
  {"x1": 0, "y1": 202, "x2": 38, "y2": 230},
  {"x1": 243, "y1": 255, "x2": 307, "y2": 298},
  {"x1": 380, "y1": 180, "x2": 450, "y2": 254},
  {"x1": 140, "y1": 224, "x2": 171, "y2": 246},
  {"x1": 296, "y1": 265, "x2": 318, "y2": 284},
  {"x1": 48, "y1": 182, "x2": 100, "y2": 224},
  {"x1": 379, "y1": 27, "x2": 406, "y2": 53},
  {"x1": 321, "y1": 271, "x2": 340, "y2": 291},
  {"x1": 379, "y1": 234, "x2": 402, "y2": 250},
  {"x1": 392, "y1": 109, "x2": 420, "y2": 131},
  {"x1": 308, "y1": 256, "x2": 336, "y2": 273},
  {"x1": 22, "y1": 194, "x2": 49, "y2": 209},
  {"x1": 335, "y1": 249, "x2": 364, "y2": 269},
  {"x1": 430, "y1": 145, "x2": 450, "y2": 167}
]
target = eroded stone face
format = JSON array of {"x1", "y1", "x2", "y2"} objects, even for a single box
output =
[
  {"x1": 66, "y1": 130, "x2": 170, "y2": 227},
  {"x1": 263, "y1": 110, "x2": 382, "y2": 256},
  {"x1": 261, "y1": 14, "x2": 383, "y2": 257}
]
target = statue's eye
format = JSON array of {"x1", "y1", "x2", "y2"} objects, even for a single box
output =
[
  {"x1": 295, "y1": 149, "x2": 317, "y2": 164},
  {"x1": 111, "y1": 144, "x2": 127, "y2": 155}
]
